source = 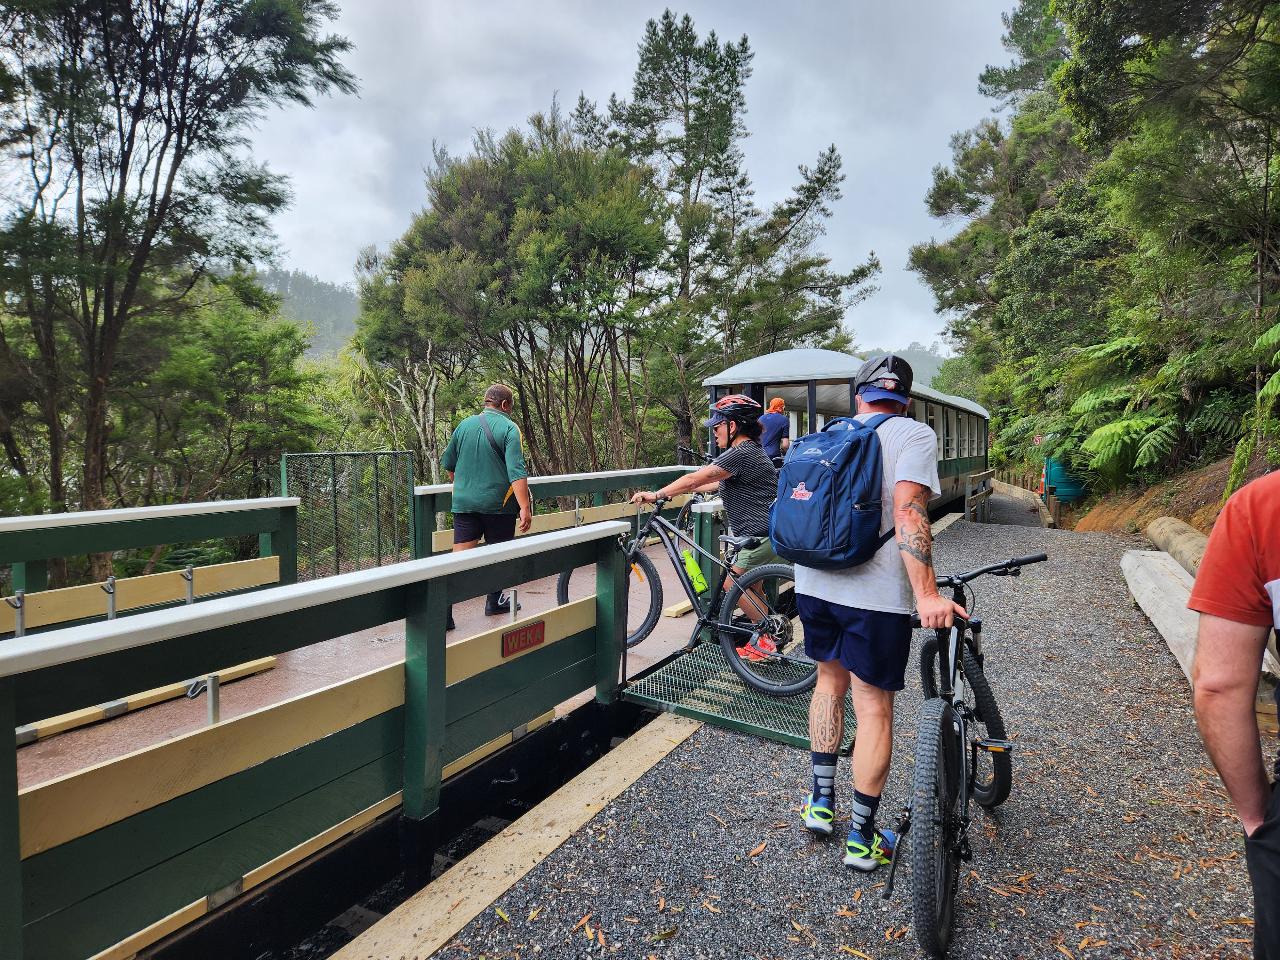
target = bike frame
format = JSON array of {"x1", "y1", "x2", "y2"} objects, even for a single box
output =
[{"x1": 627, "y1": 504, "x2": 757, "y2": 649}]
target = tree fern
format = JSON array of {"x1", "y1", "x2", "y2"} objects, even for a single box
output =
[{"x1": 1134, "y1": 416, "x2": 1179, "y2": 469}]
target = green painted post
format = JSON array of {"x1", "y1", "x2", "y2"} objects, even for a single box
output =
[
  {"x1": 403, "y1": 578, "x2": 447, "y2": 820},
  {"x1": 273, "y1": 506, "x2": 298, "y2": 585},
  {"x1": 0, "y1": 679, "x2": 21, "y2": 959},
  {"x1": 413, "y1": 494, "x2": 434, "y2": 559},
  {"x1": 11, "y1": 560, "x2": 46, "y2": 594},
  {"x1": 594, "y1": 538, "x2": 625, "y2": 703}
]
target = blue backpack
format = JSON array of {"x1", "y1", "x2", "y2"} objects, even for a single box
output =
[{"x1": 768, "y1": 414, "x2": 899, "y2": 569}]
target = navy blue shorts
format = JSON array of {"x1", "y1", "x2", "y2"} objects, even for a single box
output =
[
  {"x1": 453, "y1": 512, "x2": 517, "y2": 546},
  {"x1": 797, "y1": 595, "x2": 913, "y2": 691}
]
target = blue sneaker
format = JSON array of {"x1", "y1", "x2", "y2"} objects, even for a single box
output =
[
  {"x1": 844, "y1": 827, "x2": 896, "y2": 871},
  {"x1": 801, "y1": 792, "x2": 835, "y2": 835}
]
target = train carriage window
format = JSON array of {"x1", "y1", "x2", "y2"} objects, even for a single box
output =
[
  {"x1": 944, "y1": 407, "x2": 957, "y2": 459},
  {"x1": 926, "y1": 403, "x2": 941, "y2": 457},
  {"x1": 960, "y1": 413, "x2": 969, "y2": 458},
  {"x1": 966, "y1": 414, "x2": 975, "y2": 457}
]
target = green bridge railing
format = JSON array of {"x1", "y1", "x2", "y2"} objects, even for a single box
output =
[{"x1": 0, "y1": 520, "x2": 629, "y2": 960}]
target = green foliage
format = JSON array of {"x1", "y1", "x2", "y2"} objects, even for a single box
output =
[{"x1": 911, "y1": 0, "x2": 1280, "y2": 496}]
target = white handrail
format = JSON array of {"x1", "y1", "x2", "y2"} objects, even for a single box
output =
[
  {"x1": 415, "y1": 465, "x2": 695, "y2": 497},
  {"x1": 0, "y1": 497, "x2": 301, "y2": 534},
  {"x1": 0, "y1": 521, "x2": 629, "y2": 680}
]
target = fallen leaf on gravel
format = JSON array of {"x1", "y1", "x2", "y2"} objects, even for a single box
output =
[
  {"x1": 1078, "y1": 937, "x2": 1107, "y2": 949},
  {"x1": 839, "y1": 948, "x2": 872, "y2": 958},
  {"x1": 749, "y1": 841, "x2": 767, "y2": 857},
  {"x1": 598, "y1": 928, "x2": 606, "y2": 947},
  {"x1": 1055, "y1": 946, "x2": 1074, "y2": 959},
  {"x1": 853, "y1": 890, "x2": 863, "y2": 903},
  {"x1": 624, "y1": 916, "x2": 639, "y2": 923},
  {"x1": 528, "y1": 907, "x2": 541, "y2": 921},
  {"x1": 657, "y1": 897, "x2": 665, "y2": 912},
  {"x1": 708, "y1": 812, "x2": 728, "y2": 827},
  {"x1": 648, "y1": 927, "x2": 679, "y2": 942},
  {"x1": 703, "y1": 900, "x2": 720, "y2": 913},
  {"x1": 573, "y1": 913, "x2": 592, "y2": 931},
  {"x1": 495, "y1": 908, "x2": 509, "y2": 923},
  {"x1": 836, "y1": 908, "x2": 858, "y2": 918}
]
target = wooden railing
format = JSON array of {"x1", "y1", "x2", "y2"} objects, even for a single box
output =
[
  {"x1": 965, "y1": 469, "x2": 995, "y2": 522},
  {"x1": 0, "y1": 521, "x2": 629, "y2": 960}
]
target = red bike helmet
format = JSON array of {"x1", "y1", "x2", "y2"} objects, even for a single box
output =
[{"x1": 704, "y1": 394, "x2": 762, "y2": 428}]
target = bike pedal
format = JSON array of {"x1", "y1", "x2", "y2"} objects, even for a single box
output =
[{"x1": 976, "y1": 738, "x2": 1014, "y2": 753}]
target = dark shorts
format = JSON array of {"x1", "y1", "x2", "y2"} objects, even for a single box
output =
[
  {"x1": 453, "y1": 512, "x2": 517, "y2": 546},
  {"x1": 797, "y1": 595, "x2": 913, "y2": 691},
  {"x1": 1246, "y1": 779, "x2": 1280, "y2": 959}
]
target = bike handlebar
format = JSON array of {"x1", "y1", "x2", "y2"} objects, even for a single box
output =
[{"x1": 937, "y1": 552, "x2": 1048, "y2": 587}]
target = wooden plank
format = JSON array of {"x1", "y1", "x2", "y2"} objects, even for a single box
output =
[
  {"x1": 445, "y1": 631, "x2": 595, "y2": 727},
  {"x1": 441, "y1": 709, "x2": 555, "y2": 780},
  {"x1": 1, "y1": 522, "x2": 629, "y2": 681},
  {"x1": 88, "y1": 899, "x2": 206, "y2": 960},
  {"x1": 332, "y1": 715, "x2": 702, "y2": 960},
  {"x1": 664, "y1": 599, "x2": 694, "y2": 618},
  {"x1": 24, "y1": 755, "x2": 400, "y2": 960},
  {"x1": 16, "y1": 658, "x2": 275, "y2": 744},
  {"x1": 18, "y1": 664, "x2": 404, "y2": 857},
  {"x1": 23, "y1": 711, "x2": 403, "y2": 917},
  {"x1": 443, "y1": 657, "x2": 597, "y2": 764},
  {"x1": 445, "y1": 598, "x2": 594, "y2": 685}
]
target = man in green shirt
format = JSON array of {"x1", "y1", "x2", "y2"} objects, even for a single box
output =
[{"x1": 441, "y1": 384, "x2": 533, "y2": 630}]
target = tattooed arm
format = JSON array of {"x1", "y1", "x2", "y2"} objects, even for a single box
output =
[{"x1": 893, "y1": 481, "x2": 968, "y2": 629}]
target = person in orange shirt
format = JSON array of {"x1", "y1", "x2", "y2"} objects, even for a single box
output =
[{"x1": 1189, "y1": 471, "x2": 1280, "y2": 959}]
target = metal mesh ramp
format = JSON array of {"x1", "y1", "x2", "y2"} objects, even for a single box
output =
[{"x1": 624, "y1": 643, "x2": 855, "y2": 753}]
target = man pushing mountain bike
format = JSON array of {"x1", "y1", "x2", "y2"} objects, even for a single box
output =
[{"x1": 787, "y1": 355, "x2": 967, "y2": 872}]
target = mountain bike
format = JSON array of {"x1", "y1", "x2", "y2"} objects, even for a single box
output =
[
  {"x1": 882, "y1": 552, "x2": 1049, "y2": 958},
  {"x1": 556, "y1": 496, "x2": 816, "y2": 697}
]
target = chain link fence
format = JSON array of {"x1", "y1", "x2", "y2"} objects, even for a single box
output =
[{"x1": 280, "y1": 452, "x2": 414, "y2": 582}]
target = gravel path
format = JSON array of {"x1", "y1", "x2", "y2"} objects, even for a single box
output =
[
  {"x1": 985, "y1": 491, "x2": 1043, "y2": 528},
  {"x1": 440, "y1": 521, "x2": 1253, "y2": 959}
]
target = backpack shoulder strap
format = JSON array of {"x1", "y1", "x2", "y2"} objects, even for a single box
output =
[
  {"x1": 477, "y1": 411, "x2": 506, "y2": 465},
  {"x1": 865, "y1": 413, "x2": 901, "y2": 431}
]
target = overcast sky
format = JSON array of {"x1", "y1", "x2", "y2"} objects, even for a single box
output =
[{"x1": 250, "y1": 1, "x2": 1015, "y2": 349}]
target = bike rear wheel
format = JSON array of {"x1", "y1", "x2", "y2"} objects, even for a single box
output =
[
  {"x1": 910, "y1": 696, "x2": 962, "y2": 958},
  {"x1": 717, "y1": 563, "x2": 816, "y2": 697},
  {"x1": 919, "y1": 638, "x2": 1011, "y2": 808},
  {"x1": 555, "y1": 544, "x2": 663, "y2": 648}
]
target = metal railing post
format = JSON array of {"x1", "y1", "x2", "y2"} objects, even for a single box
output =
[
  {"x1": 5, "y1": 592, "x2": 23, "y2": 638},
  {"x1": 102, "y1": 576, "x2": 116, "y2": 620}
]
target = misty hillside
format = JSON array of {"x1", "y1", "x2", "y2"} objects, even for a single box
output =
[{"x1": 257, "y1": 267, "x2": 358, "y2": 356}]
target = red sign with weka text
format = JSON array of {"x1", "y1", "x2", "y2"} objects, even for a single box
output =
[{"x1": 501, "y1": 620, "x2": 546, "y2": 658}]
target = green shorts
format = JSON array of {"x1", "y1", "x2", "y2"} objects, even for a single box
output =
[{"x1": 734, "y1": 537, "x2": 781, "y2": 570}]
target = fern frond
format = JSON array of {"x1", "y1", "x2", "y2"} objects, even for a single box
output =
[
  {"x1": 1134, "y1": 418, "x2": 1179, "y2": 469},
  {"x1": 1257, "y1": 321, "x2": 1280, "y2": 352}
]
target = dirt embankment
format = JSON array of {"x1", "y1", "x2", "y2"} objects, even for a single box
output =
[{"x1": 1074, "y1": 455, "x2": 1271, "y2": 535}]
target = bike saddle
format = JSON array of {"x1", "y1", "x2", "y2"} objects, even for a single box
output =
[{"x1": 720, "y1": 534, "x2": 761, "y2": 550}]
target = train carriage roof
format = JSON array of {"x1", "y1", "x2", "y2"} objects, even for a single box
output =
[{"x1": 702, "y1": 348, "x2": 988, "y2": 418}]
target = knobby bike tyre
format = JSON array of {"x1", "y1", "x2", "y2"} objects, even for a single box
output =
[
  {"x1": 910, "y1": 696, "x2": 962, "y2": 958},
  {"x1": 555, "y1": 544, "x2": 662, "y2": 648},
  {"x1": 717, "y1": 562, "x2": 816, "y2": 697},
  {"x1": 919, "y1": 637, "x2": 1012, "y2": 808}
]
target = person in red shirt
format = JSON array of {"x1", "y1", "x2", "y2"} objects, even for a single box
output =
[{"x1": 1189, "y1": 470, "x2": 1280, "y2": 959}]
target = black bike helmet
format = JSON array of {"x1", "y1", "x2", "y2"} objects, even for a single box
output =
[{"x1": 704, "y1": 393, "x2": 762, "y2": 428}]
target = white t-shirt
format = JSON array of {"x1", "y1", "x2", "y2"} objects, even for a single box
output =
[{"x1": 794, "y1": 414, "x2": 941, "y2": 614}]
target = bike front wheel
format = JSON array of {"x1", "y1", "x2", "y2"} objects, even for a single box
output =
[
  {"x1": 910, "y1": 696, "x2": 962, "y2": 958},
  {"x1": 717, "y1": 563, "x2": 816, "y2": 697},
  {"x1": 919, "y1": 637, "x2": 1011, "y2": 808},
  {"x1": 555, "y1": 544, "x2": 663, "y2": 648}
]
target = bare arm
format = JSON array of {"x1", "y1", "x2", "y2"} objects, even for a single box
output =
[
  {"x1": 631, "y1": 464, "x2": 730, "y2": 503},
  {"x1": 893, "y1": 480, "x2": 967, "y2": 628},
  {"x1": 1193, "y1": 613, "x2": 1272, "y2": 833},
  {"x1": 511, "y1": 477, "x2": 533, "y2": 533}
]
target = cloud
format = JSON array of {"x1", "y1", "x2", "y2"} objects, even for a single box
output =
[{"x1": 250, "y1": 1, "x2": 1013, "y2": 343}]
